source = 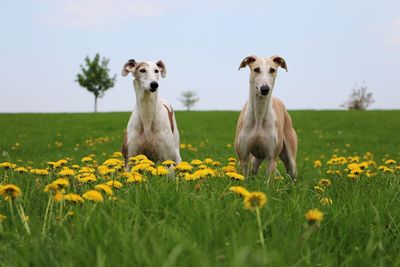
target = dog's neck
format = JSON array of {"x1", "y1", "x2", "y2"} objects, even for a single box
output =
[
  {"x1": 247, "y1": 80, "x2": 274, "y2": 128},
  {"x1": 134, "y1": 80, "x2": 159, "y2": 136}
]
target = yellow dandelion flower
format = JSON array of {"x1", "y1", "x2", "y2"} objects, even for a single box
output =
[
  {"x1": 139, "y1": 159, "x2": 155, "y2": 166},
  {"x1": 151, "y1": 166, "x2": 169, "y2": 176},
  {"x1": 47, "y1": 161, "x2": 61, "y2": 168},
  {"x1": 30, "y1": 168, "x2": 49, "y2": 176},
  {"x1": 58, "y1": 168, "x2": 76, "y2": 177},
  {"x1": 71, "y1": 164, "x2": 80, "y2": 169},
  {"x1": 53, "y1": 178, "x2": 69, "y2": 188},
  {"x1": 103, "y1": 158, "x2": 124, "y2": 167},
  {"x1": 383, "y1": 167, "x2": 394, "y2": 173},
  {"x1": 222, "y1": 165, "x2": 237, "y2": 173},
  {"x1": 347, "y1": 173, "x2": 359, "y2": 180},
  {"x1": 318, "y1": 179, "x2": 331, "y2": 187},
  {"x1": 161, "y1": 160, "x2": 175, "y2": 166},
  {"x1": 79, "y1": 174, "x2": 97, "y2": 183},
  {"x1": 191, "y1": 159, "x2": 203, "y2": 166},
  {"x1": 126, "y1": 172, "x2": 145, "y2": 183},
  {"x1": 0, "y1": 214, "x2": 6, "y2": 222},
  {"x1": 14, "y1": 167, "x2": 28, "y2": 173},
  {"x1": 275, "y1": 175, "x2": 284, "y2": 181},
  {"x1": 305, "y1": 208, "x2": 324, "y2": 224},
  {"x1": 174, "y1": 162, "x2": 193, "y2": 172},
  {"x1": 366, "y1": 170, "x2": 376, "y2": 177},
  {"x1": 0, "y1": 162, "x2": 14, "y2": 170},
  {"x1": 44, "y1": 178, "x2": 69, "y2": 193},
  {"x1": 0, "y1": 184, "x2": 22, "y2": 201},
  {"x1": 82, "y1": 190, "x2": 104, "y2": 202},
  {"x1": 81, "y1": 156, "x2": 93, "y2": 163},
  {"x1": 243, "y1": 192, "x2": 267, "y2": 210},
  {"x1": 314, "y1": 160, "x2": 322, "y2": 168},
  {"x1": 226, "y1": 172, "x2": 244, "y2": 181},
  {"x1": 130, "y1": 154, "x2": 148, "y2": 162},
  {"x1": 184, "y1": 172, "x2": 201, "y2": 181},
  {"x1": 53, "y1": 191, "x2": 64, "y2": 202},
  {"x1": 79, "y1": 167, "x2": 95, "y2": 174},
  {"x1": 64, "y1": 193, "x2": 84, "y2": 204},
  {"x1": 320, "y1": 197, "x2": 333, "y2": 206},
  {"x1": 197, "y1": 164, "x2": 208, "y2": 169},
  {"x1": 204, "y1": 158, "x2": 214, "y2": 164},
  {"x1": 211, "y1": 161, "x2": 221, "y2": 166},
  {"x1": 228, "y1": 157, "x2": 237, "y2": 162},
  {"x1": 229, "y1": 186, "x2": 250, "y2": 197},
  {"x1": 385, "y1": 159, "x2": 396, "y2": 165},
  {"x1": 57, "y1": 159, "x2": 68, "y2": 166},
  {"x1": 94, "y1": 184, "x2": 113, "y2": 196},
  {"x1": 131, "y1": 163, "x2": 152, "y2": 173},
  {"x1": 105, "y1": 180, "x2": 123, "y2": 189},
  {"x1": 313, "y1": 186, "x2": 325, "y2": 193},
  {"x1": 112, "y1": 151, "x2": 123, "y2": 158},
  {"x1": 358, "y1": 162, "x2": 369, "y2": 170},
  {"x1": 351, "y1": 168, "x2": 363, "y2": 175}
]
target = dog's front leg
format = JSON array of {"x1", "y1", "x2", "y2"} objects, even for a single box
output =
[
  {"x1": 250, "y1": 156, "x2": 263, "y2": 175},
  {"x1": 265, "y1": 159, "x2": 278, "y2": 186}
]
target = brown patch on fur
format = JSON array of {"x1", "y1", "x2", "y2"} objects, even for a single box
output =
[{"x1": 163, "y1": 104, "x2": 174, "y2": 133}]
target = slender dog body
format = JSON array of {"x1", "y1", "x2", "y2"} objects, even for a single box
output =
[
  {"x1": 235, "y1": 55, "x2": 297, "y2": 179},
  {"x1": 121, "y1": 59, "x2": 181, "y2": 169}
]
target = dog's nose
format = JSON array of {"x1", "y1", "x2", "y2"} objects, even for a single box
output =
[
  {"x1": 260, "y1": 85, "x2": 270, "y2": 96},
  {"x1": 150, "y1": 81, "x2": 159, "y2": 92}
]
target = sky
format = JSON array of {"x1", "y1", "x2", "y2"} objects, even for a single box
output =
[{"x1": 1, "y1": 0, "x2": 399, "y2": 112}]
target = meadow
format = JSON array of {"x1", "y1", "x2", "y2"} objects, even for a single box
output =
[{"x1": 0, "y1": 110, "x2": 400, "y2": 267}]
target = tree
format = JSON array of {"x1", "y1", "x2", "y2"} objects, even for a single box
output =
[
  {"x1": 76, "y1": 53, "x2": 116, "y2": 113},
  {"x1": 341, "y1": 82, "x2": 374, "y2": 110},
  {"x1": 179, "y1": 90, "x2": 199, "y2": 111}
]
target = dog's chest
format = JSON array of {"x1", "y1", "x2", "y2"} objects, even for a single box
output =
[{"x1": 246, "y1": 125, "x2": 278, "y2": 159}]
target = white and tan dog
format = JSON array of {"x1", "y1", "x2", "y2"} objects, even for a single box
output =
[
  {"x1": 121, "y1": 59, "x2": 181, "y2": 169},
  {"x1": 234, "y1": 55, "x2": 297, "y2": 180}
]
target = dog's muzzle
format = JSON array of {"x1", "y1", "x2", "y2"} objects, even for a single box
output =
[
  {"x1": 260, "y1": 85, "x2": 270, "y2": 96},
  {"x1": 149, "y1": 81, "x2": 159, "y2": 92}
]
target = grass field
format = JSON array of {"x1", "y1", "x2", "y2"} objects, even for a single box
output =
[{"x1": 0, "y1": 111, "x2": 400, "y2": 267}]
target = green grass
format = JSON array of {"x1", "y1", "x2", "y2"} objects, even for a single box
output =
[{"x1": 0, "y1": 111, "x2": 400, "y2": 267}]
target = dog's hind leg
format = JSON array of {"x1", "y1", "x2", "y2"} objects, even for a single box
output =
[
  {"x1": 121, "y1": 130, "x2": 129, "y2": 171},
  {"x1": 279, "y1": 140, "x2": 297, "y2": 180}
]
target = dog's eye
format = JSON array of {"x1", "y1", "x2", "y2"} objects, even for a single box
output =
[
  {"x1": 269, "y1": 68, "x2": 276, "y2": 74},
  {"x1": 254, "y1": 67, "x2": 260, "y2": 73},
  {"x1": 155, "y1": 69, "x2": 159, "y2": 73},
  {"x1": 139, "y1": 69, "x2": 146, "y2": 73}
]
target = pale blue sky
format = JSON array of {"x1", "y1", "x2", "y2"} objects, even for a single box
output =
[{"x1": 1, "y1": 0, "x2": 399, "y2": 112}]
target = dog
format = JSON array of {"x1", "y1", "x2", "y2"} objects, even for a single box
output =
[
  {"x1": 234, "y1": 55, "x2": 297, "y2": 180},
  {"x1": 121, "y1": 59, "x2": 181, "y2": 169}
]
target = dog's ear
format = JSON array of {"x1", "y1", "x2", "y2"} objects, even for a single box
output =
[
  {"x1": 238, "y1": 55, "x2": 257, "y2": 70},
  {"x1": 156, "y1": 60, "x2": 166, "y2": 78},
  {"x1": 122, "y1": 59, "x2": 136, "y2": 77},
  {"x1": 271, "y1": 56, "x2": 288, "y2": 72}
]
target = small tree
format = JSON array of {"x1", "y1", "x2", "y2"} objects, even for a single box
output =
[
  {"x1": 341, "y1": 82, "x2": 374, "y2": 110},
  {"x1": 179, "y1": 90, "x2": 199, "y2": 111},
  {"x1": 76, "y1": 53, "x2": 116, "y2": 113}
]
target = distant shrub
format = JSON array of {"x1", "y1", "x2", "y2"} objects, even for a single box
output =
[{"x1": 341, "y1": 82, "x2": 374, "y2": 110}]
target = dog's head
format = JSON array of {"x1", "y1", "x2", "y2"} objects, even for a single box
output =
[
  {"x1": 122, "y1": 59, "x2": 166, "y2": 93},
  {"x1": 238, "y1": 55, "x2": 287, "y2": 97}
]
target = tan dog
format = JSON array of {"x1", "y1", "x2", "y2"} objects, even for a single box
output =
[
  {"x1": 121, "y1": 59, "x2": 181, "y2": 170},
  {"x1": 234, "y1": 55, "x2": 297, "y2": 180}
]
